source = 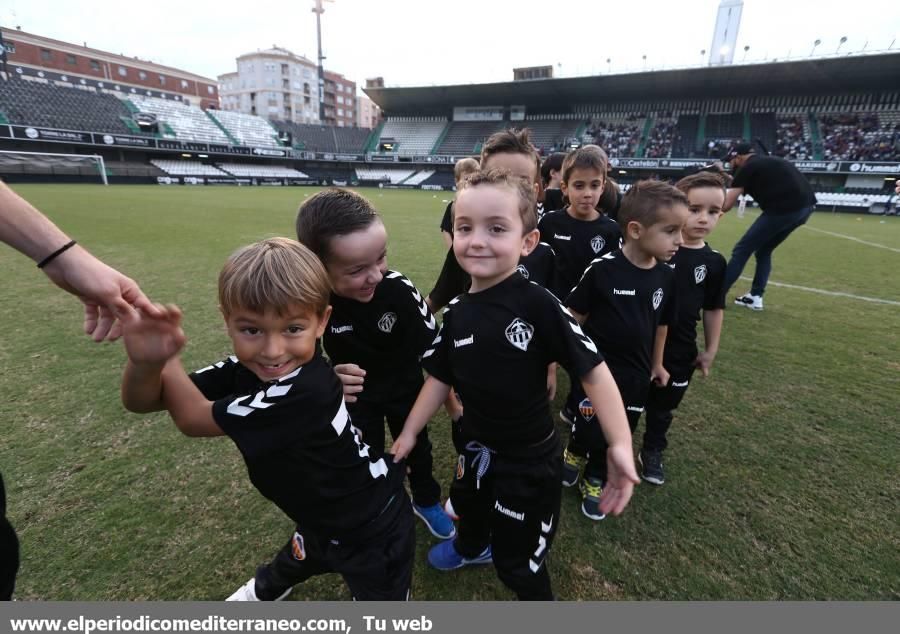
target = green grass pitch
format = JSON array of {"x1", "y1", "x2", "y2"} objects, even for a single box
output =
[{"x1": 1, "y1": 184, "x2": 898, "y2": 600}]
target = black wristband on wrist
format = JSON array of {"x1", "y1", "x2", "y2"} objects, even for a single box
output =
[{"x1": 36, "y1": 239, "x2": 77, "y2": 269}]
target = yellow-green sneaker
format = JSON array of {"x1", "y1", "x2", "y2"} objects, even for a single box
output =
[
  {"x1": 579, "y1": 476, "x2": 606, "y2": 521},
  {"x1": 561, "y1": 447, "x2": 585, "y2": 487}
]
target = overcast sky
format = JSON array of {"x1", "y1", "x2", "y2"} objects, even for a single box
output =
[{"x1": 2, "y1": 0, "x2": 898, "y2": 92}]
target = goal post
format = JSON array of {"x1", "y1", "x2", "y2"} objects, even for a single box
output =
[{"x1": 0, "y1": 150, "x2": 108, "y2": 185}]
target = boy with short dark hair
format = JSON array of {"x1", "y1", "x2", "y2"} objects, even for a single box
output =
[
  {"x1": 563, "y1": 180, "x2": 688, "y2": 520},
  {"x1": 639, "y1": 172, "x2": 727, "y2": 485},
  {"x1": 393, "y1": 169, "x2": 638, "y2": 600},
  {"x1": 120, "y1": 238, "x2": 414, "y2": 601}
]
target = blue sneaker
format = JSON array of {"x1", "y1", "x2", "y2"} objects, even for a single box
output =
[
  {"x1": 413, "y1": 502, "x2": 457, "y2": 539},
  {"x1": 427, "y1": 540, "x2": 492, "y2": 571}
]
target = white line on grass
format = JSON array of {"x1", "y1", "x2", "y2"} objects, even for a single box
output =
[
  {"x1": 738, "y1": 276, "x2": 900, "y2": 306},
  {"x1": 801, "y1": 225, "x2": 900, "y2": 253}
]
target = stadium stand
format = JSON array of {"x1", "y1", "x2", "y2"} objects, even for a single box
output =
[
  {"x1": 150, "y1": 160, "x2": 229, "y2": 176},
  {"x1": 355, "y1": 167, "x2": 416, "y2": 184},
  {"x1": 820, "y1": 111, "x2": 900, "y2": 161},
  {"x1": 420, "y1": 171, "x2": 456, "y2": 189},
  {"x1": 525, "y1": 116, "x2": 582, "y2": 153},
  {"x1": 403, "y1": 170, "x2": 436, "y2": 185},
  {"x1": 128, "y1": 96, "x2": 230, "y2": 144},
  {"x1": 0, "y1": 76, "x2": 141, "y2": 135},
  {"x1": 584, "y1": 114, "x2": 645, "y2": 157},
  {"x1": 672, "y1": 114, "x2": 701, "y2": 157},
  {"x1": 208, "y1": 110, "x2": 281, "y2": 148},
  {"x1": 377, "y1": 117, "x2": 446, "y2": 155},
  {"x1": 644, "y1": 117, "x2": 678, "y2": 158},
  {"x1": 333, "y1": 126, "x2": 371, "y2": 153},
  {"x1": 436, "y1": 121, "x2": 507, "y2": 155},
  {"x1": 774, "y1": 114, "x2": 814, "y2": 159},
  {"x1": 217, "y1": 164, "x2": 309, "y2": 178}
]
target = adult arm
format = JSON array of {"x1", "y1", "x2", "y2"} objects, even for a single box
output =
[{"x1": 0, "y1": 181, "x2": 159, "y2": 340}]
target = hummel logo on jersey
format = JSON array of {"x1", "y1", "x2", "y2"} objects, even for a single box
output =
[
  {"x1": 494, "y1": 500, "x2": 525, "y2": 522},
  {"x1": 590, "y1": 234, "x2": 605, "y2": 254},
  {"x1": 377, "y1": 312, "x2": 397, "y2": 333},
  {"x1": 694, "y1": 264, "x2": 707, "y2": 284},
  {"x1": 673, "y1": 380, "x2": 689, "y2": 387},
  {"x1": 454, "y1": 334, "x2": 475, "y2": 348},
  {"x1": 626, "y1": 405, "x2": 645, "y2": 413},
  {"x1": 516, "y1": 263, "x2": 530, "y2": 279},
  {"x1": 652, "y1": 288, "x2": 664, "y2": 310},
  {"x1": 331, "y1": 324, "x2": 353, "y2": 334},
  {"x1": 505, "y1": 318, "x2": 534, "y2": 352},
  {"x1": 554, "y1": 233, "x2": 572, "y2": 241},
  {"x1": 614, "y1": 288, "x2": 636, "y2": 296}
]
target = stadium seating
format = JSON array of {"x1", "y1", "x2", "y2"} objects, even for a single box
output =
[
  {"x1": 820, "y1": 111, "x2": 900, "y2": 161},
  {"x1": 209, "y1": 110, "x2": 281, "y2": 148},
  {"x1": 644, "y1": 118, "x2": 678, "y2": 158},
  {"x1": 436, "y1": 121, "x2": 507, "y2": 155},
  {"x1": 150, "y1": 160, "x2": 229, "y2": 176},
  {"x1": 355, "y1": 167, "x2": 416, "y2": 184},
  {"x1": 0, "y1": 76, "x2": 141, "y2": 135},
  {"x1": 128, "y1": 96, "x2": 230, "y2": 145},
  {"x1": 378, "y1": 118, "x2": 447, "y2": 155},
  {"x1": 525, "y1": 117, "x2": 582, "y2": 153},
  {"x1": 333, "y1": 126, "x2": 371, "y2": 153},
  {"x1": 672, "y1": 114, "x2": 700, "y2": 157},
  {"x1": 403, "y1": 170, "x2": 437, "y2": 185},
  {"x1": 217, "y1": 164, "x2": 309, "y2": 178},
  {"x1": 584, "y1": 115, "x2": 645, "y2": 157},
  {"x1": 420, "y1": 171, "x2": 456, "y2": 188},
  {"x1": 775, "y1": 114, "x2": 814, "y2": 159}
]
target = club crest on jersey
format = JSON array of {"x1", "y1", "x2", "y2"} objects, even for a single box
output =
[
  {"x1": 456, "y1": 454, "x2": 465, "y2": 480},
  {"x1": 652, "y1": 288, "x2": 664, "y2": 310},
  {"x1": 505, "y1": 318, "x2": 534, "y2": 351},
  {"x1": 578, "y1": 397, "x2": 595, "y2": 421},
  {"x1": 291, "y1": 532, "x2": 306, "y2": 561},
  {"x1": 694, "y1": 264, "x2": 707, "y2": 284},
  {"x1": 516, "y1": 263, "x2": 530, "y2": 279},
  {"x1": 378, "y1": 311, "x2": 397, "y2": 333},
  {"x1": 590, "y1": 234, "x2": 606, "y2": 254}
]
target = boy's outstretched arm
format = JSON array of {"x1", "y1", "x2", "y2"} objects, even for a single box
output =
[
  {"x1": 390, "y1": 374, "x2": 451, "y2": 461},
  {"x1": 580, "y1": 363, "x2": 640, "y2": 517},
  {"x1": 121, "y1": 304, "x2": 186, "y2": 413},
  {"x1": 695, "y1": 309, "x2": 724, "y2": 377},
  {"x1": 121, "y1": 305, "x2": 222, "y2": 438}
]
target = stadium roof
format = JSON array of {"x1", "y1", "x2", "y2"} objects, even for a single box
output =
[{"x1": 364, "y1": 53, "x2": 900, "y2": 115}]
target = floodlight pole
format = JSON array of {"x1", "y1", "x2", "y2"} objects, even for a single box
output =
[{"x1": 312, "y1": 0, "x2": 329, "y2": 124}]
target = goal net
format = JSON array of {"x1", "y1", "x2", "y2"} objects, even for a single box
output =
[{"x1": 0, "y1": 150, "x2": 108, "y2": 185}]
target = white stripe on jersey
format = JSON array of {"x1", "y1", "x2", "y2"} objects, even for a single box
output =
[
  {"x1": 330, "y1": 400, "x2": 349, "y2": 436},
  {"x1": 386, "y1": 270, "x2": 436, "y2": 331}
]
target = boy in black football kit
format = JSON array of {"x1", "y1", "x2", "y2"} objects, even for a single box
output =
[
  {"x1": 295, "y1": 189, "x2": 454, "y2": 540},
  {"x1": 392, "y1": 170, "x2": 638, "y2": 600},
  {"x1": 120, "y1": 238, "x2": 414, "y2": 601},
  {"x1": 640, "y1": 173, "x2": 727, "y2": 485},
  {"x1": 563, "y1": 180, "x2": 689, "y2": 520},
  {"x1": 426, "y1": 128, "x2": 557, "y2": 313},
  {"x1": 538, "y1": 146, "x2": 623, "y2": 425}
]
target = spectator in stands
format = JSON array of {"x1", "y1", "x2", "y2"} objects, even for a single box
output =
[
  {"x1": 440, "y1": 158, "x2": 480, "y2": 249},
  {"x1": 721, "y1": 143, "x2": 817, "y2": 311},
  {"x1": 541, "y1": 153, "x2": 567, "y2": 213},
  {"x1": 0, "y1": 181, "x2": 158, "y2": 600}
]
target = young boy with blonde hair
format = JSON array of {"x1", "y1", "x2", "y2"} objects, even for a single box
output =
[{"x1": 120, "y1": 238, "x2": 414, "y2": 601}]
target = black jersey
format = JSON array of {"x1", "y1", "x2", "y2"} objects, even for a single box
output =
[
  {"x1": 566, "y1": 250, "x2": 676, "y2": 377},
  {"x1": 423, "y1": 272, "x2": 603, "y2": 453},
  {"x1": 189, "y1": 353, "x2": 401, "y2": 537},
  {"x1": 324, "y1": 270, "x2": 436, "y2": 403},
  {"x1": 665, "y1": 244, "x2": 727, "y2": 362},
  {"x1": 516, "y1": 242, "x2": 557, "y2": 294},
  {"x1": 538, "y1": 209, "x2": 622, "y2": 298},
  {"x1": 440, "y1": 201, "x2": 454, "y2": 235},
  {"x1": 543, "y1": 188, "x2": 565, "y2": 214}
]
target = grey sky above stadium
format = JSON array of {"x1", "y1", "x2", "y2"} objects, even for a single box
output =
[{"x1": 2, "y1": 0, "x2": 898, "y2": 94}]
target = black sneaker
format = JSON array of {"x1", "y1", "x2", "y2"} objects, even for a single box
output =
[{"x1": 638, "y1": 449, "x2": 665, "y2": 485}]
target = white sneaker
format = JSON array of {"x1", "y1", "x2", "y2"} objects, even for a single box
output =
[
  {"x1": 226, "y1": 578, "x2": 292, "y2": 601},
  {"x1": 734, "y1": 293, "x2": 763, "y2": 311}
]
